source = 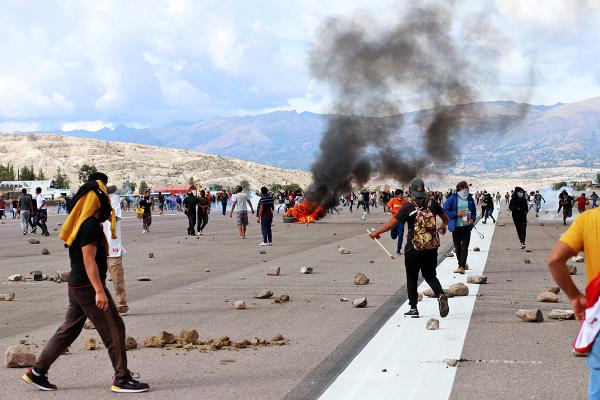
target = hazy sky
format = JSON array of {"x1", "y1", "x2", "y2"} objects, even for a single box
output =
[{"x1": 1, "y1": 0, "x2": 599, "y2": 131}]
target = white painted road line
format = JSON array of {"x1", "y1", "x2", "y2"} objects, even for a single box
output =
[{"x1": 319, "y1": 209, "x2": 499, "y2": 400}]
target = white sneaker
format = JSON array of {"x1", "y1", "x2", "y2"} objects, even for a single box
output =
[
  {"x1": 196, "y1": 232, "x2": 201, "y2": 236},
  {"x1": 142, "y1": 229, "x2": 146, "y2": 234},
  {"x1": 259, "y1": 242, "x2": 268, "y2": 246},
  {"x1": 268, "y1": 243, "x2": 272, "y2": 246}
]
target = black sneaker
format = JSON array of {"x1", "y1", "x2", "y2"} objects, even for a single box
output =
[
  {"x1": 111, "y1": 374, "x2": 150, "y2": 393},
  {"x1": 22, "y1": 368, "x2": 57, "y2": 391},
  {"x1": 404, "y1": 308, "x2": 419, "y2": 318},
  {"x1": 438, "y1": 294, "x2": 449, "y2": 318}
]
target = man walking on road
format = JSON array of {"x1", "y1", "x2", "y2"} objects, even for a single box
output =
[
  {"x1": 196, "y1": 190, "x2": 210, "y2": 235},
  {"x1": 509, "y1": 186, "x2": 528, "y2": 249},
  {"x1": 547, "y1": 206, "x2": 600, "y2": 399},
  {"x1": 182, "y1": 190, "x2": 197, "y2": 236},
  {"x1": 17, "y1": 189, "x2": 33, "y2": 235},
  {"x1": 230, "y1": 185, "x2": 254, "y2": 239},
  {"x1": 370, "y1": 178, "x2": 449, "y2": 319},
  {"x1": 444, "y1": 181, "x2": 477, "y2": 275},
  {"x1": 257, "y1": 186, "x2": 275, "y2": 246},
  {"x1": 21, "y1": 172, "x2": 149, "y2": 393},
  {"x1": 34, "y1": 187, "x2": 50, "y2": 236}
]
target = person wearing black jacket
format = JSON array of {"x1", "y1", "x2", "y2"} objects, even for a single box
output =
[
  {"x1": 182, "y1": 190, "x2": 197, "y2": 235},
  {"x1": 509, "y1": 186, "x2": 528, "y2": 249},
  {"x1": 481, "y1": 191, "x2": 496, "y2": 224},
  {"x1": 557, "y1": 190, "x2": 574, "y2": 226}
]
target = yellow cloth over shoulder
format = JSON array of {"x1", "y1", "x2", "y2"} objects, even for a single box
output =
[{"x1": 59, "y1": 180, "x2": 116, "y2": 247}]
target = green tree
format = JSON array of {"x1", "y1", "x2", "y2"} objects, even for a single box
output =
[
  {"x1": 53, "y1": 167, "x2": 70, "y2": 189},
  {"x1": 207, "y1": 183, "x2": 223, "y2": 191},
  {"x1": 268, "y1": 183, "x2": 283, "y2": 192},
  {"x1": 37, "y1": 168, "x2": 46, "y2": 180},
  {"x1": 187, "y1": 176, "x2": 196, "y2": 185},
  {"x1": 139, "y1": 180, "x2": 148, "y2": 194},
  {"x1": 596, "y1": 172, "x2": 600, "y2": 184},
  {"x1": 20, "y1": 165, "x2": 36, "y2": 180},
  {"x1": 283, "y1": 183, "x2": 302, "y2": 192},
  {"x1": 0, "y1": 163, "x2": 15, "y2": 181},
  {"x1": 553, "y1": 181, "x2": 568, "y2": 190},
  {"x1": 240, "y1": 179, "x2": 251, "y2": 193},
  {"x1": 78, "y1": 164, "x2": 97, "y2": 182}
]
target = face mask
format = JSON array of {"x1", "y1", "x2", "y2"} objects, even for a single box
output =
[
  {"x1": 458, "y1": 188, "x2": 469, "y2": 198},
  {"x1": 517, "y1": 192, "x2": 524, "y2": 198}
]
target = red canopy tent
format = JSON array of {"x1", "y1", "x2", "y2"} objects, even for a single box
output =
[{"x1": 152, "y1": 185, "x2": 196, "y2": 196}]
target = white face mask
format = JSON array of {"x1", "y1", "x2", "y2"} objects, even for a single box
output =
[{"x1": 458, "y1": 188, "x2": 469, "y2": 198}]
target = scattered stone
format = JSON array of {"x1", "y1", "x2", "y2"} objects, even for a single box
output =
[
  {"x1": 446, "y1": 359, "x2": 459, "y2": 367},
  {"x1": 445, "y1": 252, "x2": 455, "y2": 257},
  {"x1": 84, "y1": 338, "x2": 97, "y2": 350},
  {"x1": 234, "y1": 340, "x2": 249, "y2": 349},
  {"x1": 31, "y1": 271, "x2": 43, "y2": 281},
  {"x1": 338, "y1": 247, "x2": 351, "y2": 255},
  {"x1": 255, "y1": 290, "x2": 273, "y2": 299},
  {"x1": 568, "y1": 265, "x2": 577, "y2": 275},
  {"x1": 7, "y1": 274, "x2": 22, "y2": 282},
  {"x1": 233, "y1": 301, "x2": 247, "y2": 309},
  {"x1": 267, "y1": 267, "x2": 280, "y2": 276},
  {"x1": 259, "y1": 250, "x2": 267, "y2": 254},
  {"x1": 41, "y1": 248, "x2": 50, "y2": 255},
  {"x1": 239, "y1": 276, "x2": 246, "y2": 280},
  {"x1": 159, "y1": 331, "x2": 176, "y2": 345},
  {"x1": 382, "y1": 368, "x2": 387, "y2": 372},
  {"x1": 526, "y1": 249, "x2": 532, "y2": 253},
  {"x1": 300, "y1": 266, "x2": 313, "y2": 274},
  {"x1": 271, "y1": 334, "x2": 284, "y2": 342},
  {"x1": 83, "y1": 320, "x2": 94, "y2": 330},
  {"x1": 0, "y1": 293, "x2": 15, "y2": 301},
  {"x1": 548, "y1": 309, "x2": 575, "y2": 320},
  {"x1": 524, "y1": 258, "x2": 531, "y2": 264},
  {"x1": 574, "y1": 255, "x2": 585, "y2": 263},
  {"x1": 546, "y1": 287, "x2": 561, "y2": 294},
  {"x1": 179, "y1": 329, "x2": 199, "y2": 345},
  {"x1": 498, "y1": 223, "x2": 506, "y2": 227},
  {"x1": 516, "y1": 308, "x2": 544, "y2": 322},
  {"x1": 540, "y1": 223, "x2": 545, "y2": 226},
  {"x1": 125, "y1": 337, "x2": 138, "y2": 350},
  {"x1": 426, "y1": 318, "x2": 440, "y2": 330},
  {"x1": 4, "y1": 345, "x2": 36, "y2": 368},
  {"x1": 467, "y1": 275, "x2": 487, "y2": 284},
  {"x1": 278, "y1": 294, "x2": 290, "y2": 302},
  {"x1": 340, "y1": 297, "x2": 349, "y2": 302},
  {"x1": 58, "y1": 271, "x2": 70, "y2": 281},
  {"x1": 250, "y1": 337, "x2": 260, "y2": 346},
  {"x1": 448, "y1": 282, "x2": 469, "y2": 297},
  {"x1": 537, "y1": 292, "x2": 559, "y2": 303},
  {"x1": 204, "y1": 269, "x2": 210, "y2": 272},
  {"x1": 28, "y1": 238, "x2": 40, "y2": 244},
  {"x1": 352, "y1": 297, "x2": 367, "y2": 308},
  {"x1": 473, "y1": 247, "x2": 480, "y2": 252},
  {"x1": 369, "y1": 259, "x2": 374, "y2": 264},
  {"x1": 144, "y1": 336, "x2": 162, "y2": 348},
  {"x1": 354, "y1": 272, "x2": 370, "y2": 285},
  {"x1": 183, "y1": 343, "x2": 193, "y2": 350},
  {"x1": 148, "y1": 252, "x2": 154, "y2": 258},
  {"x1": 137, "y1": 276, "x2": 152, "y2": 281}
]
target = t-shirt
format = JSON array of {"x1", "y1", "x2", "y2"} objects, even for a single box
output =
[
  {"x1": 455, "y1": 196, "x2": 470, "y2": 228},
  {"x1": 18, "y1": 194, "x2": 32, "y2": 211},
  {"x1": 386, "y1": 197, "x2": 407, "y2": 220},
  {"x1": 560, "y1": 208, "x2": 600, "y2": 283},
  {"x1": 395, "y1": 198, "x2": 444, "y2": 253},
  {"x1": 197, "y1": 197, "x2": 210, "y2": 216},
  {"x1": 69, "y1": 217, "x2": 108, "y2": 286},
  {"x1": 103, "y1": 194, "x2": 123, "y2": 257},
  {"x1": 36, "y1": 194, "x2": 47, "y2": 210},
  {"x1": 577, "y1": 197, "x2": 588, "y2": 210},
  {"x1": 258, "y1": 194, "x2": 275, "y2": 217},
  {"x1": 139, "y1": 197, "x2": 153, "y2": 213},
  {"x1": 233, "y1": 193, "x2": 249, "y2": 212}
]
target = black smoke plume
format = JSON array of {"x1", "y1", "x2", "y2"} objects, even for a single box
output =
[{"x1": 305, "y1": 3, "x2": 531, "y2": 208}]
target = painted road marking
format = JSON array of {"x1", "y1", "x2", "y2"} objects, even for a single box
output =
[{"x1": 319, "y1": 209, "x2": 499, "y2": 400}]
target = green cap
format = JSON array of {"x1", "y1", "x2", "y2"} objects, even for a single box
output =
[{"x1": 409, "y1": 178, "x2": 426, "y2": 199}]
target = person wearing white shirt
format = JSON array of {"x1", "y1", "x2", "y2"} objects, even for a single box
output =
[
  {"x1": 229, "y1": 185, "x2": 254, "y2": 239},
  {"x1": 103, "y1": 186, "x2": 129, "y2": 314},
  {"x1": 34, "y1": 187, "x2": 49, "y2": 236}
]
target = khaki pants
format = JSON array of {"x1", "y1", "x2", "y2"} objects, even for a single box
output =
[{"x1": 107, "y1": 256, "x2": 128, "y2": 310}]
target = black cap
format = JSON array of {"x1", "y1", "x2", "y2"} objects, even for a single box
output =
[{"x1": 88, "y1": 172, "x2": 108, "y2": 185}]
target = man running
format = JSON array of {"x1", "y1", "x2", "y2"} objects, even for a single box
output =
[
  {"x1": 386, "y1": 189, "x2": 407, "y2": 255},
  {"x1": 369, "y1": 178, "x2": 449, "y2": 319},
  {"x1": 534, "y1": 190, "x2": 546, "y2": 217},
  {"x1": 34, "y1": 187, "x2": 49, "y2": 236},
  {"x1": 558, "y1": 190, "x2": 574, "y2": 226},
  {"x1": 444, "y1": 181, "x2": 476, "y2": 274},
  {"x1": 482, "y1": 191, "x2": 496, "y2": 224},
  {"x1": 196, "y1": 190, "x2": 210, "y2": 235},
  {"x1": 157, "y1": 192, "x2": 165, "y2": 215},
  {"x1": 509, "y1": 186, "x2": 528, "y2": 249},
  {"x1": 577, "y1": 193, "x2": 589, "y2": 214},
  {"x1": 592, "y1": 191, "x2": 599, "y2": 208},
  {"x1": 21, "y1": 172, "x2": 149, "y2": 393},
  {"x1": 230, "y1": 186, "x2": 254, "y2": 239}
]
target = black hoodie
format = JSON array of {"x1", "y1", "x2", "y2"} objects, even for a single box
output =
[{"x1": 509, "y1": 186, "x2": 528, "y2": 220}]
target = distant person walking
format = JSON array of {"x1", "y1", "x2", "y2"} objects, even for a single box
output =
[
  {"x1": 547, "y1": 205, "x2": 600, "y2": 399},
  {"x1": 482, "y1": 191, "x2": 496, "y2": 224},
  {"x1": 504, "y1": 192, "x2": 510, "y2": 206},
  {"x1": 495, "y1": 191, "x2": 501, "y2": 205},
  {"x1": 443, "y1": 181, "x2": 477, "y2": 275},
  {"x1": 34, "y1": 187, "x2": 49, "y2": 236},
  {"x1": 182, "y1": 190, "x2": 197, "y2": 235},
  {"x1": 370, "y1": 178, "x2": 449, "y2": 319},
  {"x1": 220, "y1": 192, "x2": 228, "y2": 215},
  {"x1": 386, "y1": 189, "x2": 407, "y2": 255},
  {"x1": 196, "y1": 190, "x2": 210, "y2": 235},
  {"x1": 592, "y1": 191, "x2": 599, "y2": 208},
  {"x1": 509, "y1": 186, "x2": 528, "y2": 249},
  {"x1": 534, "y1": 190, "x2": 546, "y2": 217},
  {"x1": 558, "y1": 190, "x2": 574, "y2": 226},
  {"x1": 0, "y1": 198, "x2": 5, "y2": 219},
  {"x1": 139, "y1": 190, "x2": 153, "y2": 234},
  {"x1": 577, "y1": 193, "x2": 590, "y2": 214},
  {"x1": 157, "y1": 192, "x2": 165, "y2": 215},
  {"x1": 257, "y1": 187, "x2": 275, "y2": 246},
  {"x1": 230, "y1": 186, "x2": 254, "y2": 239},
  {"x1": 103, "y1": 185, "x2": 129, "y2": 314},
  {"x1": 17, "y1": 189, "x2": 33, "y2": 235}
]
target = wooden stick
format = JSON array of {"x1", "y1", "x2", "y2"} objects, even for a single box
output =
[{"x1": 366, "y1": 229, "x2": 395, "y2": 259}]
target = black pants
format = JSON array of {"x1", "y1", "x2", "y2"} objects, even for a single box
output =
[
  {"x1": 405, "y1": 248, "x2": 444, "y2": 308},
  {"x1": 186, "y1": 211, "x2": 196, "y2": 234},
  {"x1": 513, "y1": 216, "x2": 527, "y2": 244},
  {"x1": 197, "y1": 213, "x2": 208, "y2": 232},
  {"x1": 221, "y1": 203, "x2": 227, "y2": 215},
  {"x1": 452, "y1": 226, "x2": 471, "y2": 268},
  {"x1": 260, "y1": 215, "x2": 273, "y2": 243}
]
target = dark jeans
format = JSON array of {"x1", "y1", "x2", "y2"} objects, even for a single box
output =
[
  {"x1": 390, "y1": 223, "x2": 405, "y2": 253},
  {"x1": 35, "y1": 285, "x2": 130, "y2": 379},
  {"x1": 35, "y1": 209, "x2": 48, "y2": 234},
  {"x1": 197, "y1": 213, "x2": 208, "y2": 232},
  {"x1": 483, "y1": 208, "x2": 495, "y2": 222},
  {"x1": 221, "y1": 202, "x2": 227, "y2": 215},
  {"x1": 405, "y1": 248, "x2": 444, "y2": 308},
  {"x1": 452, "y1": 226, "x2": 471, "y2": 267},
  {"x1": 349, "y1": 200, "x2": 353, "y2": 212},
  {"x1": 186, "y1": 211, "x2": 196, "y2": 234},
  {"x1": 261, "y1": 215, "x2": 273, "y2": 243},
  {"x1": 513, "y1": 216, "x2": 527, "y2": 244}
]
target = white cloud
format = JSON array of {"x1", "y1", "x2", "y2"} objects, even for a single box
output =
[
  {"x1": 0, "y1": 121, "x2": 41, "y2": 132},
  {"x1": 61, "y1": 120, "x2": 114, "y2": 132}
]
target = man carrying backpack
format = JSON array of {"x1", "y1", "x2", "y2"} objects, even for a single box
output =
[{"x1": 370, "y1": 178, "x2": 450, "y2": 319}]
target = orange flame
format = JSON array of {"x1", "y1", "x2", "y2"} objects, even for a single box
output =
[{"x1": 285, "y1": 200, "x2": 326, "y2": 223}]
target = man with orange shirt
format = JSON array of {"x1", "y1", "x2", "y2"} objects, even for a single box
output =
[
  {"x1": 548, "y1": 206, "x2": 600, "y2": 397},
  {"x1": 386, "y1": 189, "x2": 407, "y2": 255}
]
